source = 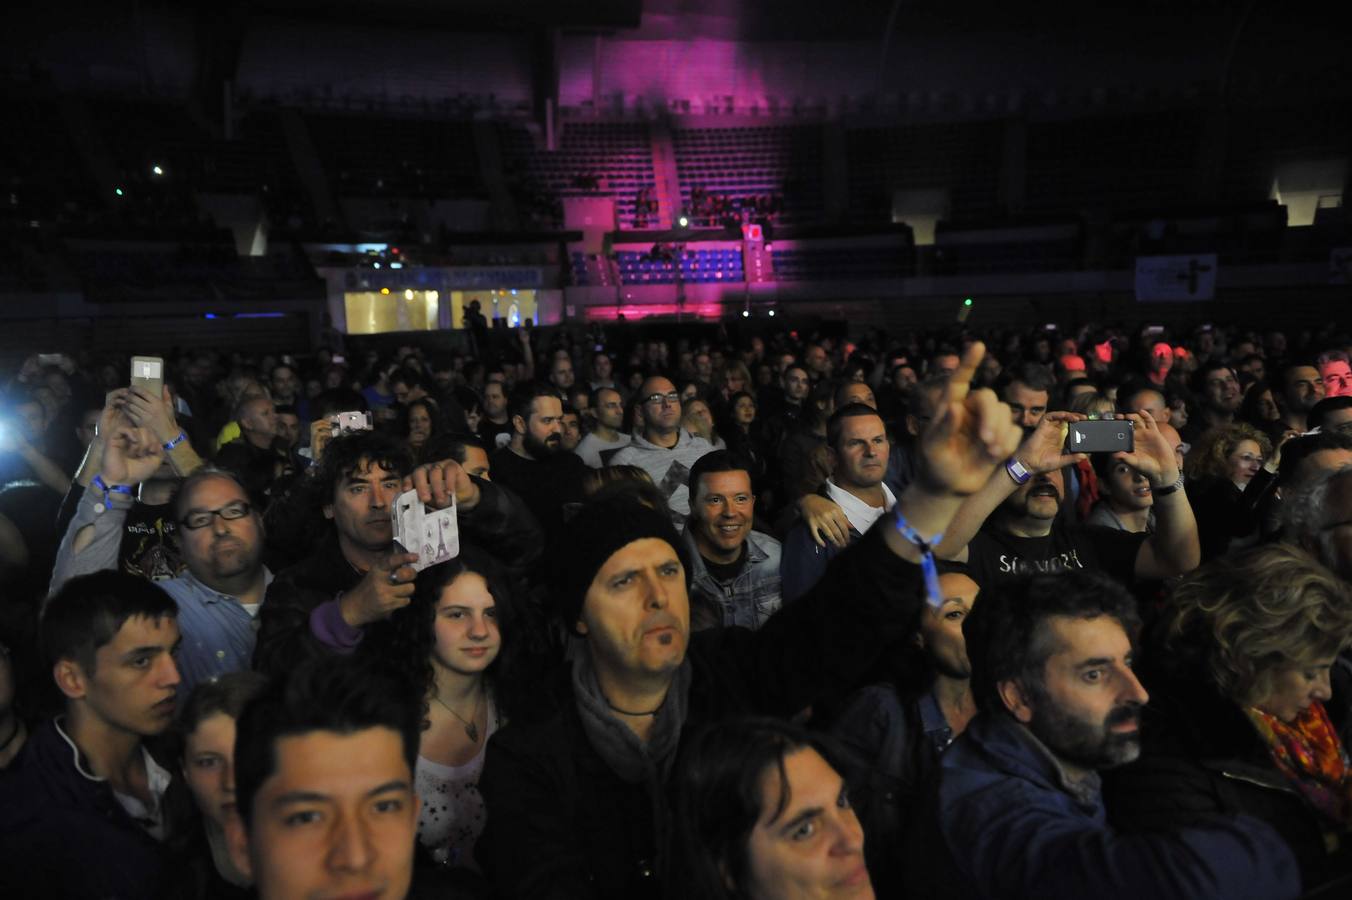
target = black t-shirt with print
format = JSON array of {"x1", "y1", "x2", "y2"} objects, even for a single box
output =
[{"x1": 966, "y1": 521, "x2": 1146, "y2": 590}]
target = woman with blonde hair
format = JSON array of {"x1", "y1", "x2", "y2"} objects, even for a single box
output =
[
  {"x1": 1105, "y1": 544, "x2": 1352, "y2": 890},
  {"x1": 1182, "y1": 422, "x2": 1277, "y2": 560}
]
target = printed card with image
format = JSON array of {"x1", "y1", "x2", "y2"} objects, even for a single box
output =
[{"x1": 392, "y1": 489, "x2": 459, "y2": 572}]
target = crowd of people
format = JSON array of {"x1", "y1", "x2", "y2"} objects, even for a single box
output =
[{"x1": 2, "y1": 315, "x2": 1352, "y2": 899}]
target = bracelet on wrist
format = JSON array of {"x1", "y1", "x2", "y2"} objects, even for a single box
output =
[
  {"x1": 1005, "y1": 457, "x2": 1032, "y2": 485},
  {"x1": 1152, "y1": 474, "x2": 1186, "y2": 497},
  {"x1": 91, "y1": 474, "x2": 134, "y2": 512},
  {"x1": 162, "y1": 431, "x2": 188, "y2": 452},
  {"x1": 894, "y1": 509, "x2": 946, "y2": 608}
]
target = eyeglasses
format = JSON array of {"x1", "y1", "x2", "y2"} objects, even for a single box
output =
[
  {"x1": 642, "y1": 392, "x2": 681, "y2": 407},
  {"x1": 180, "y1": 501, "x2": 252, "y2": 530}
]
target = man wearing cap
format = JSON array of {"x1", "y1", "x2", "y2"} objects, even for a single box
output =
[{"x1": 460, "y1": 344, "x2": 1024, "y2": 899}]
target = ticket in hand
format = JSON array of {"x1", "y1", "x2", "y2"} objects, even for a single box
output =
[{"x1": 392, "y1": 489, "x2": 459, "y2": 572}]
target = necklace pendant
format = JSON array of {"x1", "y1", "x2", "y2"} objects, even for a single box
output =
[{"x1": 465, "y1": 722, "x2": 479, "y2": 742}]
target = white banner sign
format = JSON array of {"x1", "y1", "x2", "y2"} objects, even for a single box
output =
[{"x1": 1134, "y1": 254, "x2": 1218, "y2": 302}]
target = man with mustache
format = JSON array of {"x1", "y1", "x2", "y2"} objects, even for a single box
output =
[
  {"x1": 904, "y1": 569, "x2": 1298, "y2": 900},
  {"x1": 474, "y1": 342, "x2": 1026, "y2": 899},
  {"x1": 938, "y1": 410, "x2": 1200, "y2": 590},
  {"x1": 0, "y1": 571, "x2": 184, "y2": 898},
  {"x1": 51, "y1": 464, "x2": 270, "y2": 697},
  {"x1": 490, "y1": 382, "x2": 588, "y2": 539}
]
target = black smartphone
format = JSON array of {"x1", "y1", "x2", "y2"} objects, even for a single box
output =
[{"x1": 1067, "y1": 420, "x2": 1134, "y2": 453}]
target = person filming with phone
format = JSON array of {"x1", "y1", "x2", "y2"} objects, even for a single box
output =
[{"x1": 935, "y1": 410, "x2": 1200, "y2": 591}]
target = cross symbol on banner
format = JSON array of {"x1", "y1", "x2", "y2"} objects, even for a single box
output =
[{"x1": 1175, "y1": 258, "x2": 1214, "y2": 295}]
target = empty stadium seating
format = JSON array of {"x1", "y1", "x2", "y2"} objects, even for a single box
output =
[{"x1": 501, "y1": 122, "x2": 657, "y2": 230}]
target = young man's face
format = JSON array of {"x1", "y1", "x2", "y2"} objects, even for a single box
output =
[
  {"x1": 1002, "y1": 382, "x2": 1048, "y2": 430},
  {"x1": 229, "y1": 728, "x2": 418, "y2": 900},
  {"x1": 325, "y1": 460, "x2": 401, "y2": 555},
  {"x1": 782, "y1": 368, "x2": 810, "y2": 402},
  {"x1": 63, "y1": 615, "x2": 182, "y2": 738},
  {"x1": 1005, "y1": 615, "x2": 1148, "y2": 771}
]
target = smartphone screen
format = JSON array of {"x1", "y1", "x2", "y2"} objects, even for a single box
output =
[
  {"x1": 1067, "y1": 420, "x2": 1134, "y2": 453},
  {"x1": 131, "y1": 356, "x2": 165, "y2": 398}
]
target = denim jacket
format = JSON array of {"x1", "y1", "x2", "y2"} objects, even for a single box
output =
[{"x1": 681, "y1": 528, "x2": 783, "y2": 630}]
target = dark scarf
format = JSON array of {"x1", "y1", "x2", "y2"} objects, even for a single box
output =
[{"x1": 570, "y1": 648, "x2": 692, "y2": 786}]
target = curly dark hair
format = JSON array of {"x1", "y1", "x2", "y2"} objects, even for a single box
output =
[{"x1": 361, "y1": 544, "x2": 521, "y2": 729}]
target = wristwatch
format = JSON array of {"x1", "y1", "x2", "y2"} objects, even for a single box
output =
[
  {"x1": 1005, "y1": 457, "x2": 1032, "y2": 485},
  {"x1": 1152, "y1": 474, "x2": 1186, "y2": 497}
]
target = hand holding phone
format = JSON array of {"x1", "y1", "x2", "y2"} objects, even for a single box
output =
[{"x1": 1066, "y1": 419, "x2": 1134, "y2": 453}]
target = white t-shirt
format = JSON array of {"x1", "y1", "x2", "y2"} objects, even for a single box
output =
[
  {"x1": 824, "y1": 479, "x2": 897, "y2": 536},
  {"x1": 415, "y1": 696, "x2": 501, "y2": 870}
]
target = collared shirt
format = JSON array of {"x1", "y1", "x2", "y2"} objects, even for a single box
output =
[
  {"x1": 682, "y1": 527, "x2": 783, "y2": 630},
  {"x1": 825, "y1": 478, "x2": 897, "y2": 535},
  {"x1": 163, "y1": 567, "x2": 273, "y2": 696}
]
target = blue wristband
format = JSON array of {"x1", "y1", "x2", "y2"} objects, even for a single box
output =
[
  {"x1": 162, "y1": 431, "x2": 188, "y2": 451},
  {"x1": 894, "y1": 509, "x2": 945, "y2": 609},
  {"x1": 92, "y1": 474, "x2": 134, "y2": 500}
]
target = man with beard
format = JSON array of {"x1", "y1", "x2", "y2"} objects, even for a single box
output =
[
  {"x1": 51, "y1": 467, "x2": 270, "y2": 696},
  {"x1": 938, "y1": 411, "x2": 1200, "y2": 591},
  {"x1": 609, "y1": 376, "x2": 715, "y2": 526},
  {"x1": 905, "y1": 569, "x2": 1300, "y2": 900},
  {"x1": 489, "y1": 382, "x2": 588, "y2": 539},
  {"x1": 1181, "y1": 361, "x2": 1243, "y2": 444}
]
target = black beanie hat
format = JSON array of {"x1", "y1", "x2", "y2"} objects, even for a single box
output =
[{"x1": 551, "y1": 496, "x2": 688, "y2": 631}]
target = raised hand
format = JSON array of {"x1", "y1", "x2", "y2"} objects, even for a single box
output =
[
  {"x1": 1016, "y1": 411, "x2": 1089, "y2": 475},
  {"x1": 99, "y1": 423, "x2": 165, "y2": 487},
  {"x1": 1111, "y1": 410, "x2": 1179, "y2": 488},
  {"x1": 123, "y1": 385, "x2": 180, "y2": 445},
  {"x1": 404, "y1": 458, "x2": 481, "y2": 512},
  {"x1": 338, "y1": 551, "x2": 420, "y2": 628},
  {"x1": 310, "y1": 419, "x2": 335, "y2": 463},
  {"x1": 916, "y1": 342, "x2": 1025, "y2": 497}
]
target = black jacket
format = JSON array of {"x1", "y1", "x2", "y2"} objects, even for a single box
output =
[
  {"x1": 0, "y1": 720, "x2": 174, "y2": 899},
  {"x1": 1104, "y1": 639, "x2": 1352, "y2": 892},
  {"x1": 475, "y1": 523, "x2": 921, "y2": 900}
]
